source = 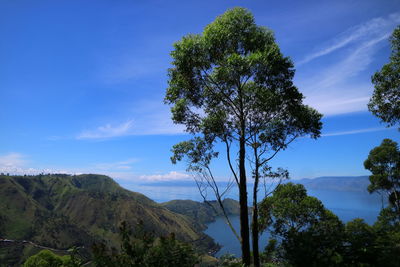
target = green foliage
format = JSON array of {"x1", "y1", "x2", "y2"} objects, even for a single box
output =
[
  {"x1": 161, "y1": 198, "x2": 240, "y2": 227},
  {"x1": 166, "y1": 7, "x2": 322, "y2": 171},
  {"x1": 218, "y1": 254, "x2": 244, "y2": 267},
  {"x1": 372, "y1": 207, "x2": 400, "y2": 266},
  {"x1": 0, "y1": 174, "x2": 216, "y2": 265},
  {"x1": 259, "y1": 239, "x2": 278, "y2": 264},
  {"x1": 343, "y1": 219, "x2": 377, "y2": 266},
  {"x1": 23, "y1": 250, "x2": 75, "y2": 267},
  {"x1": 259, "y1": 183, "x2": 344, "y2": 266},
  {"x1": 258, "y1": 183, "x2": 400, "y2": 266},
  {"x1": 342, "y1": 208, "x2": 400, "y2": 267},
  {"x1": 165, "y1": 7, "x2": 322, "y2": 265},
  {"x1": 92, "y1": 221, "x2": 199, "y2": 267},
  {"x1": 369, "y1": 26, "x2": 400, "y2": 127},
  {"x1": 364, "y1": 139, "x2": 400, "y2": 215}
]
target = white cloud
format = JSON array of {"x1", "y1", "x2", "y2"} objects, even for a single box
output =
[
  {"x1": 138, "y1": 171, "x2": 191, "y2": 182},
  {"x1": 322, "y1": 127, "x2": 393, "y2": 137},
  {"x1": 298, "y1": 12, "x2": 400, "y2": 65},
  {"x1": 77, "y1": 101, "x2": 185, "y2": 139},
  {"x1": 297, "y1": 13, "x2": 400, "y2": 116},
  {"x1": 0, "y1": 153, "x2": 190, "y2": 185},
  {"x1": 93, "y1": 158, "x2": 138, "y2": 171},
  {"x1": 310, "y1": 34, "x2": 390, "y2": 90},
  {"x1": 77, "y1": 120, "x2": 135, "y2": 139},
  {"x1": 0, "y1": 153, "x2": 72, "y2": 175},
  {"x1": 304, "y1": 90, "x2": 371, "y2": 116},
  {"x1": 0, "y1": 153, "x2": 26, "y2": 168}
]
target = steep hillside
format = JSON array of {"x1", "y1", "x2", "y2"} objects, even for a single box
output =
[
  {"x1": 0, "y1": 174, "x2": 217, "y2": 266},
  {"x1": 161, "y1": 198, "x2": 240, "y2": 229}
]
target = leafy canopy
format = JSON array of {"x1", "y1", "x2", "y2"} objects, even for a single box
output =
[
  {"x1": 23, "y1": 250, "x2": 76, "y2": 267},
  {"x1": 258, "y1": 183, "x2": 344, "y2": 266},
  {"x1": 92, "y1": 221, "x2": 198, "y2": 267},
  {"x1": 165, "y1": 7, "x2": 322, "y2": 167},
  {"x1": 369, "y1": 26, "x2": 400, "y2": 127},
  {"x1": 364, "y1": 138, "x2": 400, "y2": 214}
]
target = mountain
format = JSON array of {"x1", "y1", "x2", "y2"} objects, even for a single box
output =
[
  {"x1": 161, "y1": 198, "x2": 240, "y2": 229},
  {"x1": 295, "y1": 176, "x2": 370, "y2": 192},
  {"x1": 0, "y1": 174, "x2": 218, "y2": 266}
]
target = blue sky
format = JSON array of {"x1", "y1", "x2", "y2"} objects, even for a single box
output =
[{"x1": 1, "y1": 0, "x2": 399, "y2": 186}]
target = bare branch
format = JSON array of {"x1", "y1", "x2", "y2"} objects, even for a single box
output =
[{"x1": 224, "y1": 138, "x2": 240, "y2": 186}]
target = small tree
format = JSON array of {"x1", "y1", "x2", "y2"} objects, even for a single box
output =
[
  {"x1": 23, "y1": 250, "x2": 76, "y2": 267},
  {"x1": 369, "y1": 26, "x2": 400, "y2": 128},
  {"x1": 372, "y1": 206, "x2": 400, "y2": 266},
  {"x1": 364, "y1": 138, "x2": 400, "y2": 216},
  {"x1": 258, "y1": 183, "x2": 344, "y2": 266},
  {"x1": 92, "y1": 221, "x2": 198, "y2": 267},
  {"x1": 165, "y1": 7, "x2": 322, "y2": 266},
  {"x1": 344, "y1": 219, "x2": 377, "y2": 266}
]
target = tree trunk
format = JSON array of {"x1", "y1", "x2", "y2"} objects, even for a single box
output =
[
  {"x1": 252, "y1": 152, "x2": 260, "y2": 267},
  {"x1": 239, "y1": 134, "x2": 251, "y2": 266}
]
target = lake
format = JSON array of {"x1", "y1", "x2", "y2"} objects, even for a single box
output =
[
  {"x1": 123, "y1": 182, "x2": 384, "y2": 257},
  {"x1": 204, "y1": 189, "x2": 384, "y2": 257}
]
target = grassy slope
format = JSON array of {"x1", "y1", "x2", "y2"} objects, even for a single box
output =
[{"x1": 0, "y1": 174, "x2": 217, "y2": 266}]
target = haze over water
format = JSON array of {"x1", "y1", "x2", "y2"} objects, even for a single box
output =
[{"x1": 128, "y1": 181, "x2": 384, "y2": 257}]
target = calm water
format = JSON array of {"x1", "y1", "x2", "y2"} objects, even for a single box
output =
[
  {"x1": 205, "y1": 189, "x2": 384, "y2": 257},
  {"x1": 122, "y1": 182, "x2": 384, "y2": 257}
]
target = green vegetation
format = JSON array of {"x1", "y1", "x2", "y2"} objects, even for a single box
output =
[
  {"x1": 165, "y1": 7, "x2": 322, "y2": 266},
  {"x1": 161, "y1": 198, "x2": 240, "y2": 228},
  {"x1": 364, "y1": 139, "x2": 400, "y2": 216},
  {"x1": 0, "y1": 174, "x2": 217, "y2": 265},
  {"x1": 258, "y1": 183, "x2": 400, "y2": 267},
  {"x1": 23, "y1": 250, "x2": 78, "y2": 267},
  {"x1": 92, "y1": 221, "x2": 198, "y2": 267},
  {"x1": 369, "y1": 26, "x2": 400, "y2": 128},
  {"x1": 2, "y1": 8, "x2": 400, "y2": 267},
  {"x1": 259, "y1": 183, "x2": 344, "y2": 266}
]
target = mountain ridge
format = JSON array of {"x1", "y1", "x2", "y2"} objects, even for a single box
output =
[{"x1": 0, "y1": 174, "x2": 218, "y2": 265}]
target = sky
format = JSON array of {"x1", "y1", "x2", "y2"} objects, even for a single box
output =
[{"x1": 1, "y1": 0, "x2": 399, "y2": 187}]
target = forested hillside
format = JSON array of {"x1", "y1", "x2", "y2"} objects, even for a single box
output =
[
  {"x1": 162, "y1": 198, "x2": 240, "y2": 229},
  {"x1": 0, "y1": 174, "x2": 217, "y2": 265}
]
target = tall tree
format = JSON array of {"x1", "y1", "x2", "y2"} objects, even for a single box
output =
[
  {"x1": 165, "y1": 7, "x2": 322, "y2": 265},
  {"x1": 369, "y1": 26, "x2": 400, "y2": 128}
]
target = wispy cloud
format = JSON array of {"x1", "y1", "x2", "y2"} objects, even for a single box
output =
[
  {"x1": 311, "y1": 33, "x2": 390, "y2": 90},
  {"x1": 303, "y1": 89, "x2": 372, "y2": 116},
  {"x1": 138, "y1": 171, "x2": 191, "y2": 182},
  {"x1": 77, "y1": 101, "x2": 185, "y2": 139},
  {"x1": 322, "y1": 127, "x2": 394, "y2": 137},
  {"x1": 298, "y1": 12, "x2": 400, "y2": 65},
  {"x1": 77, "y1": 120, "x2": 135, "y2": 139},
  {"x1": 298, "y1": 12, "x2": 400, "y2": 116},
  {"x1": 0, "y1": 152, "x2": 25, "y2": 166},
  {"x1": 93, "y1": 158, "x2": 138, "y2": 171}
]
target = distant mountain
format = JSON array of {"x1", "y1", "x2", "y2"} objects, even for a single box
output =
[
  {"x1": 0, "y1": 174, "x2": 218, "y2": 266},
  {"x1": 142, "y1": 176, "x2": 371, "y2": 193},
  {"x1": 161, "y1": 198, "x2": 240, "y2": 229},
  {"x1": 294, "y1": 176, "x2": 370, "y2": 192}
]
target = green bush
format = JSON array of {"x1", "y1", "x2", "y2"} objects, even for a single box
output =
[
  {"x1": 92, "y1": 221, "x2": 199, "y2": 267},
  {"x1": 23, "y1": 250, "x2": 73, "y2": 267}
]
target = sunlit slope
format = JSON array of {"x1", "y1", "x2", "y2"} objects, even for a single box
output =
[{"x1": 0, "y1": 174, "x2": 217, "y2": 265}]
